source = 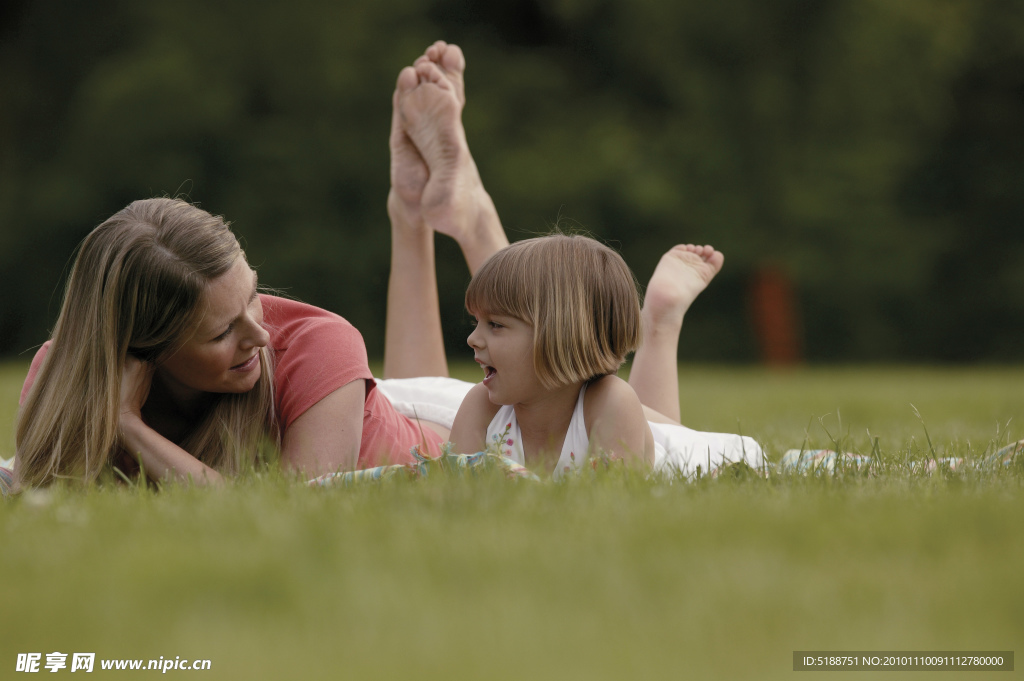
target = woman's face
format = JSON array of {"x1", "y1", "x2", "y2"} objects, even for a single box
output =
[{"x1": 156, "y1": 256, "x2": 270, "y2": 399}]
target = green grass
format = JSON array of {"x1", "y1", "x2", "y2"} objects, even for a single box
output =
[{"x1": 2, "y1": 360, "x2": 1023, "y2": 680}]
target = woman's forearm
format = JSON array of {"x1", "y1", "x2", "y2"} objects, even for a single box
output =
[{"x1": 119, "y1": 414, "x2": 224, "y2": 486}]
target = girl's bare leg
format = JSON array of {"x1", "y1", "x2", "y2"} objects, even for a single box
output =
[
  {"x1": 629, "y1": 245, "x2": 724, "y2": 423},
  {"x1": 384, "y1": 42, "x2": 508, "y2": 379}
]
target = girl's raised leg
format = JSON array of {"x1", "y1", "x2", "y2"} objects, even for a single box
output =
[{"x1": 630, "y1": 245, "x2": 724, "y2": 424}]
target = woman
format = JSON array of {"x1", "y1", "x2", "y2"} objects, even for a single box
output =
[
  {"x1": 10, "y1": 41, "x2": 735, "y2": 490},
  {"x1": 10, "y1": 42, "x2": 510, "y2": 489},
  {"x1": 16, "y1": 197, "x2": 464, "y2": 487}
]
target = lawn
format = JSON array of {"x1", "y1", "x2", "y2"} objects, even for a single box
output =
[{"x1": 2, "y1": 360, "x2": 1022, "y2": 680}]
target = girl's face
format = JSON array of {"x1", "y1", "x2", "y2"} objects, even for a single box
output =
[
  {"x1": 156, "y1": 256, "x2": 270, "y2": 401},
  {"x1": 467, "y1": 311, "x2": 544, "y2": 405}
]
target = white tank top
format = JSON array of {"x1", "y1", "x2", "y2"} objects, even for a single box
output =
[{"x1": 485, "y1": 385, "x2": 589, "y2": 479}]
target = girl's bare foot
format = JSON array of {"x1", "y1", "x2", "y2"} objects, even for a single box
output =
[
  {"x1": 643, "y1": 244, "x2": 725, "y2": 331},
  {"x1": 629, "y1": 245, "x2": 723, "y2": 423}
]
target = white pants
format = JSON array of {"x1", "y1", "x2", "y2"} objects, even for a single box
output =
[{"x1": 375, "y1": 377, "x2": 764, "y2": 478}]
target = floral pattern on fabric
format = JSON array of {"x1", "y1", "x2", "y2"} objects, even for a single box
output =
[
  {"x1": 489, "y1": 422, "x2": 515, "y2": 459},
  {"x1": 777, "y1": 439, "x2": 1024, "y2": 476},
  {"x1": 308, "y1": 438, "x2": 540, "y2": 487},
  {"x1": 0, "y1": 466, "x2": 13, "y2": 497}
]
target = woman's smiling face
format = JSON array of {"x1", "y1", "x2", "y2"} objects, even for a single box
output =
[{"x1": 155, "y1": 256, "x2": 270, "y2": 400}]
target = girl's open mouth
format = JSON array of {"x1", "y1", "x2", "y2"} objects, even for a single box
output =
[{"x1": 483, "y1": 365, "x2": 496, "y2": 382}]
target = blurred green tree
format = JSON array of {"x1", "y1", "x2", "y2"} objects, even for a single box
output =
[{"x1": 0, "y1": 0, "x2": 1020, "y2": 363}]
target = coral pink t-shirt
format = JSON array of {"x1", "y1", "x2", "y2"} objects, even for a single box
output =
[{"x1": 19, "y1": 295, "x2": 442, "y2": 469}]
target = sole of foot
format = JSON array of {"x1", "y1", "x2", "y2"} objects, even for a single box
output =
[{"x1": 643, "y1": 244, "x2": 725, "y2": 327}]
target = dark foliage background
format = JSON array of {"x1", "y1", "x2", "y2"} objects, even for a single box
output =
[{"x1": 1, "y1": 0, "x2": 1021, "y2": 363}]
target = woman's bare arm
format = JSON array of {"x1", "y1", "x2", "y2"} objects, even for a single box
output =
[
  {"x1": 119, "y1": 415, "x2": 224, "y2": 485},
  {"x1": 119, "y1": 357, "x2": 223, "y2": 485},
  {"x1": 280, "y1": 379, "x2": 366, "y2": 478}
]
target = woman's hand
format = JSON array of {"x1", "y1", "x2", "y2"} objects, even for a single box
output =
[
  {"x1": 116, "y1": 356, "x2": 223, "y2": 486},
  {"x1": 119, "y1": 355, "x2": 155, "y2": 422}
]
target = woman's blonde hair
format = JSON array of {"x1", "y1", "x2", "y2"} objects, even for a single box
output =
[
  {"x1": 465, "y1": 234, "x2": 642, "y2": 389},
  {"x1": 16, "y1": 198, "x2": 277, "y2": 487}
]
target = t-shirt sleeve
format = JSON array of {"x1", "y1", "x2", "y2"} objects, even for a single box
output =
[
  {"x1": 272, "y1": 316, "x2": 374, "y2": 431},
  {"x1": 20, "y1": 341, "x2": 52, "y2": 406}
]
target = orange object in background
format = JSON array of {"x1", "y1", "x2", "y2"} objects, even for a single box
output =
[{"x1": 749, "y1": 266, "x2": 803, "y2": 365}]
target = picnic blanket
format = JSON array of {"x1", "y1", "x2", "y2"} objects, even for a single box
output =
[
  {"x1": 777, "y1": 439, "x2": 1024, "y2": 475},
  {"x1": 4, "y1": 440, "x2": 1022, "y2": 496},
  {"x1": 0, "y1": 446, "x2": 537, "y2": 496},
  {"x1": 0, "y1": 459, "x2": 13, "y2": 497},
  {"x1": 308, "y1": 442, "x2": 540, "y2": 486}
]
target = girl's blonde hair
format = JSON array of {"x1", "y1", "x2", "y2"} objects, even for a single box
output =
[
  {"x1": 16, "y1": 198, "x2": 277, "y2": 487},
  {"x1": 465, "y1": 234, "x2": 642, "y2": 389}
]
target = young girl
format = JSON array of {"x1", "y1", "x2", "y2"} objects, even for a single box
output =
[{"x1": 448, "y1": 234, "x2": 763, "y2": 478}]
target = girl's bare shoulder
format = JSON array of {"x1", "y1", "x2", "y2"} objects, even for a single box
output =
[
  {"x1": 463, "y1": 382, "x2": 501, "y2": 418},
  {"x1": 583, "y1": 375, "x2": 652, "y2": 464},
  {"x1": 449, "y1": 382, "x2": 501, "y2": 454},
  {"x1": 583, "y1": 374, "x2": 643, "y2": 418}
]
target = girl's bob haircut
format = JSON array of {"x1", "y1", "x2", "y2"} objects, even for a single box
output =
[{"x1": 465, "y1": 234, "x2": 642, "y2": 389}]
